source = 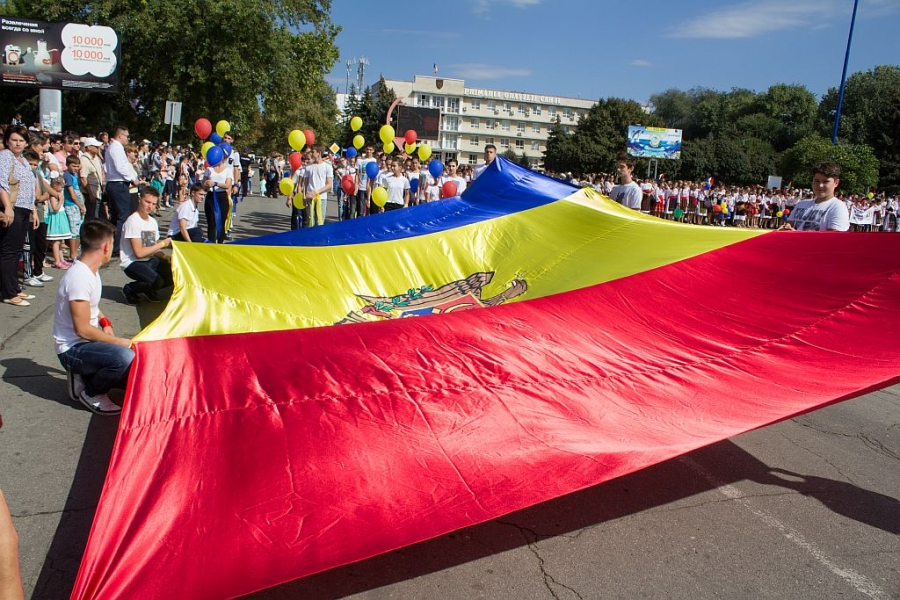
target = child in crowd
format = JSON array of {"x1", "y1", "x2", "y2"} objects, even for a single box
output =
[
  {"x1": 45, "y1": 172, "x2": 72, "y2": 268},
  {"x1": 149, "y1": 171, "x2": 165, "y2": 216},
  {"x1": 62, "y1": 155, "x2": 85, "y2": 264}
]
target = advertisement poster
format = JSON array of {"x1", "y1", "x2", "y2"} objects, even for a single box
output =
[
  {"x1": 1, "y1": 16, "x2": 120, "y2": 92},
  {"x1": 397, "y1": 106, "x2": 440, "y2": 141},
  {"x1": 626, "y1": 126, "x2": 683, "y2": 160}
]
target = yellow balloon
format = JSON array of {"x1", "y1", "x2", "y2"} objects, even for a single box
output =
[
  {"x1": 288, "y1": 129, "x2": 305, "y2": 152},
  {"x1": 383, "y1": 141, "x2": 395, "y2": 154},
  {"x1": 201, "y1": 141, "x2": 214, "y2": 157},
  {"x1": 292, "y1": 193, "x2": 305, "y2": 209},
  {"x1": 215, "y1": 120, "x2": 230, "y2": 137},
  {"x1": 371, "y1": 186, "x2": 388, "y2": 207},
  {"x1": 867, "y1": 192, "x2": 875, "y2": 199},
  {"x1": 353, "y1": 135, "x2": 365, "y2": 150},
  {"x1": 776, "y1": 211, "x2": 784, "y2": 218},
  {"x1": 379, "y1": 125, "x2": 395, "y2": 145},
  {"x1": 279, "y1": 177, "x2": 295, "y2": 196},
  {"x1": 404, "y1": 142, "x2": 416, "y2": 155},
  {"x1": 350, "y1": 116, "x2": 362, "y2": 132},
  {"x1": 417, "y1": 144, "x2": 432, "y2": 161}
]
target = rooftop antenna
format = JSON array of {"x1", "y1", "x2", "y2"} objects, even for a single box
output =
[
  {"x1": 356, "y1": 57, "x2": 369, "y2": 92},
  {"x1": 345, "y1": 59, "x2": 355, "y2": 95}
]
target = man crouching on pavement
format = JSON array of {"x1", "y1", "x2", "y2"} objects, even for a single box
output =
[{"x1": 53, "y1": 219, "x2": 134, "y2": 415}]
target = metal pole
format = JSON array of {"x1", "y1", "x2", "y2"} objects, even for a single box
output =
[
  {"x1": 168, "y1": 103, "x2": 175, "y2": 146},
  {"x1": 832, "y1": 0, "x2": 860, "y2": 145}
]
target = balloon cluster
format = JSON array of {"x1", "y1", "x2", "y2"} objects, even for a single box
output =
[
  {"x1": 194, "y1": 118, "x2": 232, "y2": 166},
  {"x1": 279, "y1": 127, "x2": 316, "y2": 198}
]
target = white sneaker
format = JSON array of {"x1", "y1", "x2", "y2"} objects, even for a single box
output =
[
  {"x1": 37, "y1": 273, "x2": 54, "y2": 282},
  {"x1": 78, "y1": 390, "x2": 122, "y2": 415},
  {"x1": 24, "y1": 276, "x2": 44, "y2": 287}
]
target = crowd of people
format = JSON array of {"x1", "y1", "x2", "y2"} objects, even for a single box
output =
[{"x1": 549, "y1": 162, "x2": 899, "y2": 232}]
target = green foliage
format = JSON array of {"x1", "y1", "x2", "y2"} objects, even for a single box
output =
[
  {"x1": 818, "y1": 65, "x2": 900, "y2": 187},
  {"x1": 544, "y1": 98, "x2": 661, "y2": 174},
  {"x1": 1, "y1": 0, "x2": 339, "y2": 151},
  {"x1": 780, "y1": 135, "x2": 880, "y2": 193}
]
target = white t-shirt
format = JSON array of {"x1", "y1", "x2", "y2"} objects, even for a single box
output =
[
  {"x1": 120, "y1": 212, "x2": 160, "y2": 268},
  {"x1": 787, "y1": 197, "x2": 850, "y2": 231},
  {"x1": 440, "y1": 175, "x2": 467, "y2": 195},
  {"x1": 385, "y1": 175, "x2": 410, "y2": 206},
  {"x1": 304, "y1": 161, "x2": 331, "y2": 200},
  {"x1": 472, "y1": 163, "x2": 489, "y2": 180},
  {"x1": 168, "y1": 200, "x2": 200, "y2": 237},
  {"x1": 52, "y1": 260, "x2": 101, "y2": 354},
  {"x1": 610, "y1": 181, "x2": 643, "y2": 210}
]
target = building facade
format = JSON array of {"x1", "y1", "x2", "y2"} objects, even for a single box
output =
[{"x1": 382, "y1": 75, "x2": 597, "y2": 169}]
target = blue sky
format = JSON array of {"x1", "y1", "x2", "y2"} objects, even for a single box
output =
[{"x1": 326, "y1": 0, "x2": 898, "y2": 104}]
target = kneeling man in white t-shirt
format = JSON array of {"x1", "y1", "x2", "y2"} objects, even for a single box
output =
[{"x1": 120, "y1": 187, "x2": 173, "y2": 304}]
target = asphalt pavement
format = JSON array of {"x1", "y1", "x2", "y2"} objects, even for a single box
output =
[{"x1": 0, "y1": 189, "x2": 898, "y2": 600}]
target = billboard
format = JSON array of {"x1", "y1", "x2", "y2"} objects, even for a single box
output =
[
  {"x1": 626, "y1": 126, "x2": 682, "y2": 160},
  {"x1": 397, "y1": 106, "x2": 440, "y2": 141},
  {"x1": 1, "y1": 16, "x2": 120, "y2": 92}
]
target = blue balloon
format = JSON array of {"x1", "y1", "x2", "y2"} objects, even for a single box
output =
[
  {"x1": 346, "y1": 147, "x2": 358, "y2": 158},
  {"x1": 210, "y1": 132, "x2": 223, "y2": 144},
  {"x1": 206, "y1": 145, "x2": 224, "y2": 167},
  {"x1": 219, "y1": 142, "x2": 232, "y2": 158},
  {"x1": 410, "y1": 178, "x2": 419, "y2": 194},
  {"x1": 365, "y1": 160, "x2": 380, "y2": 180},
  {"x1": 428, "y1": 160, "x2": 444, "y2": 178}
]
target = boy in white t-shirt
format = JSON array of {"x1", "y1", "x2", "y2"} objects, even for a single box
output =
[
  {"x1": 783, "y1": 162, "x2": 850, "y2": 232},
  {"x1": 168, "y1": 184, "x2": 204, "y2": 242},
  {"x1": 53, "y1": 219, "x2": 133, "y2": 415},
  {"x1": 302, "y1": 147, "x2": 333, "y2": 226},
  {"x1": 609, "y1": 153, "x2": 643, "y2": 210},
  {"x1": 120, "y1": 187, "x2": 173, "y2": 304}
]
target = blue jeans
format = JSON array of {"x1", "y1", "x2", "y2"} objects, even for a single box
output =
[
  {"x1": 58, "y1": 342, "x2": 134, "y2": 396},
  {"x1": 124, "y1": 256, "x2": 173, "y2": 296}
]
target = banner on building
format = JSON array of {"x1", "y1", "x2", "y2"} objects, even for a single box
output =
[
  {"x1": 1, "y1": 16, "x2": 120, "y2": 92},
  {"x1": 626, "y1": 126, "x2": 682, "y2": 160}
]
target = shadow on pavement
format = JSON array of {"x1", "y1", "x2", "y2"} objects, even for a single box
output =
[
  {"x1": 0, "y1": 358, "x2": 69, "y2": 405},
  {"x1": 31, "y1": 415, "x2": 119, "y2": 600},
  {"x1": 240, "y1": 438, "x2": 899, "y2": 599}
]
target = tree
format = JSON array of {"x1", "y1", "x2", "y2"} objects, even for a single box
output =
[
  {"x1": 338, "y1": 77, "x2": 397, "y2": 153},
  {"x1": 818, "y1": 65, "x2": 900, "y2": 188},
  {"x1": 567, "y1": 98, "x2": 663, "y2": 174},
  {"x1": 2, "y1": 0, "x2": 340, "y2": 150},
  {"x1": 542, "y1": 116, "x2": 578, "y2": 173},
  {"x1": 781, "y1": 135, "x2": 880, "y2": 193}
]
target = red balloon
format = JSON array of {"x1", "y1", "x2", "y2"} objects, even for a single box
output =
[
  {"x1": 783, "y1": 208, "x2": 791, "y2": 216},
  {"x1": 404, "y1": 130, "x2": 417, "y2": 145},
  {"x1": 341, "y1": 175, "x2": 355, "y2": 195},
  {"x1": 713, "y1": 204, "x2": 722, "y2": 213},
  {"x1": 304, "y1": 129, "x2": 316, "y2": 147},
  {"x1": 194, "y1": 118, "x2": 212, "y2": 139},
  {"x1": 441, "y1": 180, "x2": 457, "y2": 199},
  {"x1": 289, "y1": 152, "x2": 302, "y2": 171}
]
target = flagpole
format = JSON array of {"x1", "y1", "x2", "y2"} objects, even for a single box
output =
[{"x1": 832, "y1": 0, "x2": 860, "y2": 145}]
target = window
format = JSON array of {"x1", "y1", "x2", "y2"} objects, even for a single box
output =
[
  {"x1": 485, "y1": 119, "x2": 495, "y2": 129},
  {"x1": 534, "y1": 105, "x2": 542, "y2": 115},
  {"x1": 532, "y1": 123, "x2": 541, "y2": 134},
  {"x1": 433, "y1": 96, "x2": 445, "y2": 109},
  {"x1": 444, "y1": 116, "x2": 460, "y2": 131},
  {"x1": 487, "y1": 100, "x2": 496, "y2": 110},
  {"x1": 501, "y1": 121, "x2": 510, "y2": 131},
  {"x1": 504, "y1": 101, "x2": 511, "y2": 111},
  {"x1": 563, "y1": 126, "x2": 570, "y2": 134},
  {"x1": 516, "y1": 123, "x2": 525, "y2": 133},
  {"x1": 471, "y1": 117, "x2": 480, "y2": 129},
  {"x1": 468, "y1": 153, "x2": 478, "y2": 165},
  {"x1": 470, "y1": 136, "x2": 479, "y2": 146},
  {"x1": 418, "y1": 94, "x2": 430, "y2": 107},
  {"x1": 485, "y1": 137, "x2": 494, "y2": 145},
  {"x1": 562, "y1": 109, "x2": 572, "y2": 119},
  {"x1": 518, "y1": 104, "x2": 526, "y2": 114},
  {"x1": 549, "y1": 106, "x2": 557, "y2": 116},
  {"x1": 471, "y1": 99, "x2": 481, "y2": 110},
  {"x1": 441, "y1": 133, "x2": 458, "y2": 149},
  {"x1": 515, "y1": 139, "x2": 524, "y2": 150},
  {"x1": 531, "y1": 141, "x2": 540, "y2": 151},
  {"x1": 500, "y1": 138, "x2": 509, "y2": 148},
  {"x1": 447, "y1": 97, "x2": 459, "y2": 113}
]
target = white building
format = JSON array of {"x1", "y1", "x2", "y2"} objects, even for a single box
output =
[{"x1": 382, "y1": 75, "x2": 597, "y2": 169}]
